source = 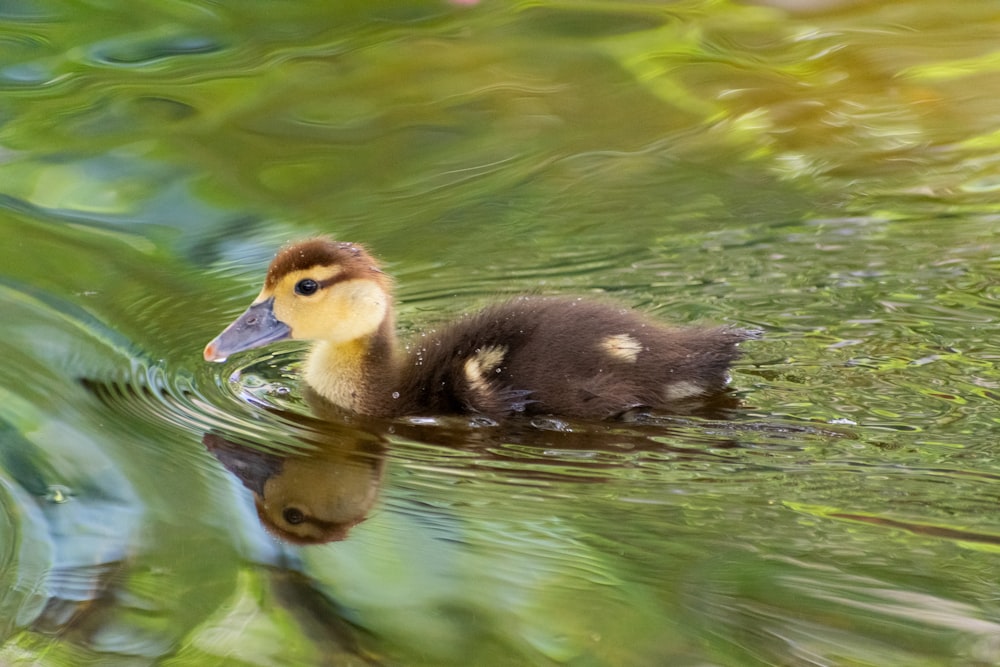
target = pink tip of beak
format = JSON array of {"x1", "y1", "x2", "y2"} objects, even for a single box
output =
[{"x1": 203, "y1": 341, "x2": 225, "y2": 363}]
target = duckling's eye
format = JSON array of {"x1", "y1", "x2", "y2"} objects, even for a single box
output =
[
  {"x1": 283, "y1": 507, "x2": 306, "y2": 525},
  {"x1": 294, "y1": 279, "x2": 319, "y2": 296}
]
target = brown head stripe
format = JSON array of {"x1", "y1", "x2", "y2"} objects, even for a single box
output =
[
  {"x1": 318, "y1": 273, "x2": 350, "y2": 289},
  {"x1": 265, "y1": 237, "x2": 383, "y2": 290}
]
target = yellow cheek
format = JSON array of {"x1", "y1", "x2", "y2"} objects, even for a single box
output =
[
  {"x1": 287, "y1": 298, "x2": 339, "y2": 339},
  {"x1": 271, "y1": 279, "x2": 388, "y2": 343}
]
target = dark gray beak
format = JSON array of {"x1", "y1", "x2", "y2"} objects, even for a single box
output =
[{"x1": 203, "y1": 297, "x2": 291, "y2": 362}]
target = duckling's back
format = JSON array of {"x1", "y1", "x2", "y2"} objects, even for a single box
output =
[{"x1": 395, "y1": 296, "x2": 753, "y2": 419}]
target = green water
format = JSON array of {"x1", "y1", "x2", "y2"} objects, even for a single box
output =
[{"x1": 3, "y1": 0, "x2": 1000, "y2": 664}]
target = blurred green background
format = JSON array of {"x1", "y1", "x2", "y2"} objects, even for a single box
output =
[{"x1": 3, "y1": 1, "x2": 1000, "y2": 665}]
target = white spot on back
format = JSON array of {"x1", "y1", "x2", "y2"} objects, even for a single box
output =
[
  {"x1": 664, "y1": 380, "x2": 706, "y2": 401},
  {"x1": 463, "y1": 345, "x2": 507, "y2": 396},
  {"x1": 601, "y1": 334, "x2": 643, "y2": 363}
]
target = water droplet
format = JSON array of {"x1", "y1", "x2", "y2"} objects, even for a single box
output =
[
  {"x1": 391, "y1": 391, "x2": 400, "y2": 399},
  {"x1": 45, "y1": 485, "x2": 73, "y2": 504}
]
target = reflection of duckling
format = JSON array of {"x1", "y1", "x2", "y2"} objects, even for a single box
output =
[
  {"x1": 204, "y1": 432, "x2": 385, "y2": 544},
  {"x1": 204, "y1": 238, "x2": 756, "y2": 419}
]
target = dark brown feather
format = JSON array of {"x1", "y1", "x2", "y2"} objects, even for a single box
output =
[{"x1": 387, "y1": 296, "x2": 754, "y2": 419}]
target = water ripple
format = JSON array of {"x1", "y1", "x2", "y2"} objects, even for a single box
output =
[
  {"x1": 84, "y1": 354, "x2": 323, "y2": 456},
  {"x1": 87, "y1": 32, "x2": 224, "y2": 67}
]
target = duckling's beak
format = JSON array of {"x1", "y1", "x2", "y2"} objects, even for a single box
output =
[{"x1": 203, "y1": 297, "x2": 291, "y2": 362}]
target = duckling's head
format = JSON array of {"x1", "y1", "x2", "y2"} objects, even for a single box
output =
[
  {"x1": 204, "y1": 430, "x2": 385, "y2": 545},
  {"x1": 254, "y1": 452, "x2": 383, "y2": 545},
  {"x1": 204, "y1": 238, "x2": 391, "y2": 362}
]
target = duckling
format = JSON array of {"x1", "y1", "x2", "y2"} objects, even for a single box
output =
[{"x1": 204, "y1": 238, "x2": 756, "y2": 420}]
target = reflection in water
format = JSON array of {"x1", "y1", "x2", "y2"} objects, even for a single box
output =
[
  {"x1": 204, "y1": 429, "x2": 386, "y2": 545},
  {"x1": 200, "y1": 393, "x2": 752, "y2": 545}
]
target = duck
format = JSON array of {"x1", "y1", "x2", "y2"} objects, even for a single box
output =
[{"x1": 203, "y1": 237, "x2": 756, "y2": 420}]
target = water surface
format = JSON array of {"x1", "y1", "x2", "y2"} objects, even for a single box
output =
[{"x1": 3, "y1": 1, "x2": 1000, "y2": 665}]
